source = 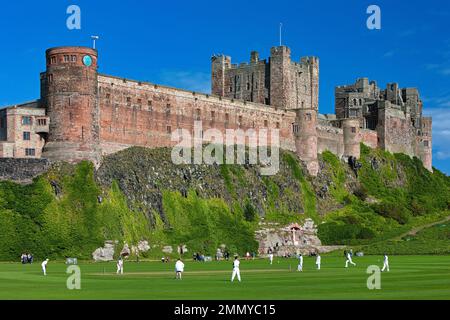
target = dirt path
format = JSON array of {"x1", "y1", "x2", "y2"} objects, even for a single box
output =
[{"x1": 393, "y1": 215, "x2": 450, "y2": 240}]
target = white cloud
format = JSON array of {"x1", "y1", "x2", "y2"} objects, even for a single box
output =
[
  {"x1": 158, "y1": 70, "x2": 211, "y2": 94},
  {"x1": 424, "y1": 62, "x2": 450, "y2": 76},
  {"x1": 436, "y1": 151, "x2": 450, "y2": 160},
  {"x1": 383, "y1": 50, "x2": 396, "y2": 58}
]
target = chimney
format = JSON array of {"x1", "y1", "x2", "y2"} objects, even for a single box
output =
[{"x1": 250, "y1": 51, "x2": 259, "y2": 63}]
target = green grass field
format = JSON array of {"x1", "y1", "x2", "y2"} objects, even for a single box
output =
[{"x1": 1, "y1": 255, "x2": 449, "y2": 300}]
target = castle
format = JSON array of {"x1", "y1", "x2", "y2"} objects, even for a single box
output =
[{"x1": 0, "y1": 46, "x2": 433, "y2": 175}]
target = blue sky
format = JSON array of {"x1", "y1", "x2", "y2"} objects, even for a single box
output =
[{"x1": 0, "y1": 0, "x2": 449, "y2": 174}]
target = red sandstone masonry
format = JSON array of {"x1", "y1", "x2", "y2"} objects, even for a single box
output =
[
  {"x1": 0, "y1": 46, "x2": 433, "y2": 173},
  {"x1": 97, "y1": 75, "x2": 297, "y2": 156}
]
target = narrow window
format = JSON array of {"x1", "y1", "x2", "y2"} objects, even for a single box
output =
[
  {"x1": 276, "y1": 122, "x2": 280, "y2": 129},
  {"x1": 22, "y1": 116, "x2": 32, "y2": 125},
  {"x1": 25, "y1": 148, "x2": 35, "y2": 156},
  {"x1": 166, "y1": 126, "x2": 172, "y2": 134},
  {"x1": 264, "y1": 120, "x2": 268, "y2": 127},
  {"x1": 351, "y1": 127, "x2": 356, "y2": 133},
  {"x1": 23, "y1": 132, "x2": 31, "y2": 141},
  {"x1": 225, "y1": 113, "x2": 230, "y2": 123},
  {"x1": 126, "y1": 97, "x2": 131, "y2": 106}
]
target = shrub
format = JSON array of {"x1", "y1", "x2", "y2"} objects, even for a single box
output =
[
  {"x1": 243, "y1": 201, "x2": 257, "y2": 222},
  {"x1": 318, "y1": 222, "x2": 376, "y2": 245},
  {"x1": 372, "y1": 202, "x2": 410, "y2": 225},
  {"x1": 353, "y1": 184, "x2": 369, "y2": 201}
]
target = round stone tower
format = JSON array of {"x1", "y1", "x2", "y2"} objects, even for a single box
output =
[
  {"x1": 40, "y1": 46, "x2": 100, "y2": 164},
  {"x1": 419, "y1": 117, "x2": 433, "y2": 172},
  {"x1": 294, "y1": 109, "x2": 319, "y2": 176},
  {"x1": 342, "y1": 118, "x2": 361, "y2": 159}
]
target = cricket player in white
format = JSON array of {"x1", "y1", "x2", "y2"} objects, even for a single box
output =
[
  {"x1": 316, "y1": 254, "x2": 321, "y2": 270},
  {"x1": 116, "y1": 257, "x2": 124, "y2": 275},
  {"x1": 345, "y1": 252, "x2": 356, "y2": 268},
  {"x1": 269, "y1": 253, "x2": 274, "y2": 265},
  {"x1": 297, "y1": 254, "x2": 303, "y2": 272},
  {"x1": 231, "y1": 257, "x2": 241, "y2": 282},
  {"x1": 175, "y1": 259, "x2": 185, "y2": 280},
  {"x1": 381, "y1": 254, "x2": 390, "y2": 272},
  {"x1": 41, "y1": 259, "x2": 49, "y2": 276}
]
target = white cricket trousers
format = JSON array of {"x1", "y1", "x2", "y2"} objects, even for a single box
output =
[
  {"x1": 345, "y1": 258, "x2": 356, "y2": 267},
  {"x1": 42, "y1": 266, "x2": 46, "y2": 276},
  {"x1": 231, "y1": 268, "x2": 241, "y2": 282},
  {"x1": 382, "y1": 262, "x2": 389, "y2": 272},
  {"x1": 298, "y1": 264, "x2": 303, "y2": 271},
  {"x1": 117, "y1": 265, "x2": 123, "y2": 274}
]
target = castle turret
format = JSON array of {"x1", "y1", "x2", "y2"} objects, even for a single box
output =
[
  {"x1": 270, "y1": 46, "x2": 291, "y2": 109},
  {"x1": 294, "y1": 108, "x2": 319, "y2": 176},
  {"x1": 307, "y1": 56, "x2": 320, "y2": 112},
  {"x1": 40, "y1": 46, "x2": 100, "y2": 163},
  {"x1": 419, "y1": 117, "x2": 433, "y2": 172},
  {"x1": 343, "y1": 118, "x2": 361, "y2": 159},
  {"x1": 211, "y1": 55, "x2": 231, "y2": 97}
]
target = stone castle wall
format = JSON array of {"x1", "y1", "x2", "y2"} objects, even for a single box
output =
[
  {"x1": 0, "y1": 46, "x2": 433, "y2": 173},
  {"x1": 377, "y1": 105, "x2": 416, "y2": 157},
  {"x1": 317, "y1": 125, "x2": 344, "y2": 157},
  {"x1": 97, "y1": 75, "x2": 297, "y2": 157}
]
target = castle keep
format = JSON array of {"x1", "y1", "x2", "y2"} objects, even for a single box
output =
[{"x1": 0, "y1": 46, "x2": 433, "y2": 175}]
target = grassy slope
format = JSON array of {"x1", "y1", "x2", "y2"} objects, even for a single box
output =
[
  {"x1": 317, "y1": 145, "x2": 450, "y2": 253},
  {"x1": 360, "y1": 220, "x2": 450, "y2": 255},
  {"x1": 0, "y1": 255, "x2": 449, "y2": 300}
]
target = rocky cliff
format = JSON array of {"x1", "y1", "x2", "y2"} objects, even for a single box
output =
[{"x1": 0, "y1": 144, "x2": 448, "y2": 260}]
